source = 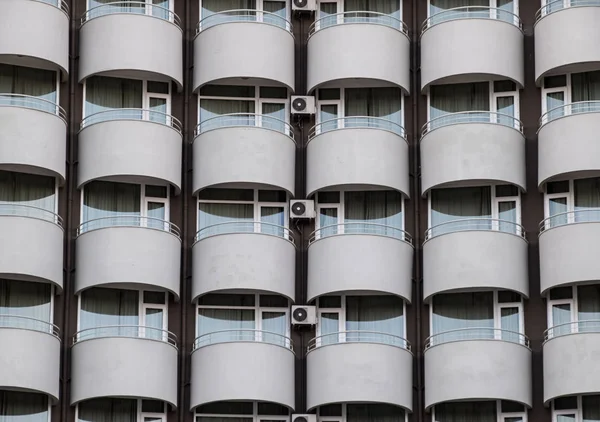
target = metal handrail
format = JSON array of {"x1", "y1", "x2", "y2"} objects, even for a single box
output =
[
  {"x1": 309, "y1": 222, "x2": 413, "y2": 245},
  {"x1": 421, "y1": 111, "x2": 523, "y2": 138},
  {"x1": 308, "y1": 11, "x2": 408, "y2": 37},
  {"x1": 307, "y1": 330, "x2": 411, "y2": 353},
  {"x1": 77, "y1": 215, "x2": 181, "y2": 237},
  {"x1": 308, "y1": 116, "x2": 406, "y2": 142},
  {"x1": 539, "y1": 209, "x2": 600, "y2": 233},
  {"x1": 196, "y1": 9, "x2": 293, "y2": 33},
  {"x1": 194, "y1": 113, "x2": 295, "y2": 141},
  {"x1": 536, "y1": 0, "x2": 600, "y2": 22},
  {"x1": 422, "y1": 6, "x2": 522, "y2": 33},
  {"x1": 73, "y1": 325, "x2": 178, "y2": 346},
  {"x1": 425, "y1": 218, "x2": 527, "y2": 241},
  {"x1": 539, "y1": 101, "x2": 600, "y2": 127},
  {"x1": 0, "y1": 93, "x2": 66, "y2": 122},
  {"x1": 81, "y1": 108, "x2": 182, "y2": 133},
  {"x1": 192, "y1": 329, "x2": 294, "y2": 351},
  {"x1": 81, "y1": 1, "x2": 181, "y2": 26},
  {"x1": 425, "y1": 327, "x2": 530, "y2": 349},
  {"x1": 31, "y1": 0, "x2": 70, "y2": 15},
  {"x1": 0, "y1": 315, "x2": 60, "y2": 338},
  {"x1": 544, "y1": 320, "x2": 600, "y2": 342},
  {"x1": 0, "y1": 203, "x2": 62, "y2": 227},
  {"x1": 194, "y1": 221, "x2": 295, "y2": 245}
]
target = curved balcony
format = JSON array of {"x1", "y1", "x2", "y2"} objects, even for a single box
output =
[
  {"x1": 539, "y1": 210, "x2": 600, "y2": 295},
  {"x1": 0, "y1": 315, "x2": 60, "y2": 402},
  {"x1": 538, "y1": 102, "x2": 600, "y2": 187},
  {"x1": 420, "y1": 7, "x2": 524, "y2": 91},
  {"x1": 192, "y1": 222, "x2": 296, "y2": 302},
  {"x1": 0, "y1": 0, "x2": 69, "y2": 78},
  {"x1": 423, "y1": 219, "x2": 528, "y2": 300},
  {"x1": 307, "y1": 12, "x2": 410, "y2": 93},
  {"x1": 193, "y1": 114, "x2": 296, "y2": 196},
  {"x1": 543, "y1": 320, "x2": 600, "y2": 404},
  {"x1": 307, "y1": 117, "x2": 409, "y2": 196},
  {"x1": 307, "y1": 223, "x2": 413, "y2": 302},
  {"x1": 75, "y1": 216, "x2": 182, "y2": 298},
  {"x1": 190, "y1": 329, "x2": 295, "y2": 410},
  {"x1": 79, "y1": 1, "x2": 183, "y2": 89},
  {"x1": 79, "y1": 109, "x2": 182, "y2": 191},
  {"x1": 0, "y1": 204, "x2": 63, "y2": 290},
  {"x1": 535, "y1": 2, "x2": 600, "y2": 84},
  {"x1": 306, "y1": 331, "x2": 412, "y2": 411},
  {"x1": 0, "y1": 94, "x2": 67, "y2": 182},
  {"x1": 424, "y1": 327, "x2": 532, "y2": 409},
  {"x1": 71, "y1": 325, "x2": 178, "y2": 407},
  {"x1": 194, "y1": 11, "x2": 294, "y2": 91},
  {"x1": 420, "y1": 112, "x2": 526, "y2": 194}
]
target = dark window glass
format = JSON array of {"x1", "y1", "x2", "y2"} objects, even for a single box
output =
[
  {"x1": 501, "y1": 400, "x2": 524, "y2": 413},
  {"x1": 544, "y1": 75, "x2": 567, "y2": 89},
  {"x1": 146, "y1": 185, "x2": 168, "y2": 198},
  {"x1": 257, "y1": 402, "x2": 289, "y2": 415},
  {"x1": 197, "y1": 401, "x2": 254, "y2": 415},
  {"x1": 259, "y1": 295, "x2": 289, "y2": 308},
  {"x1": 319, "y1": 404, "x2": 342, "y2": 417},
  {"x1": 496, "y1": 185, "x2": 518, "y2": 197},
  {"x1": 260, "y1": 87, "x2": 288, "y2": 99},
  {"x1": 494, "y1": 80, "x2": 517, "y2": 93},
  {"x1": 147, "y1": 81, "x2": 169, "y2": 94},
  {"x1": 200, "y1": 85, "x2": 255, "y2": 98},
  {"x1": 550, "y1": 286, "x2": 573, "y2": 300},
  {"x1": 319, "y1": 296, "x2": 342, "y2": 308},
  {"x1": 554, "y1": 396, "x2": 577, "y2": 410},
  {"x1": 318, "y1": 89, "x2": 340, "y2": 101},
  {"x1": 143, "y1": 291, "x2": 166, "y2": 304},
  {"x1": 347, "y1": 404, "x2": 405, "y2": 422},
  {"x1": 199, "y1": 188, "x2": 254, "y2": 201},
  {"x1": 318, "y1": 191, "x2": 340, "y2": 204},
  {"x1": 498, "y1": 291, "x2": 522, "y2": 303},
  {"x1": 198, "y1": 294, "x2": 256, "y2": 307},
  {"x1": 142, "y1": 399, "x2": 165, "y2": 413},
  {"x1": 547, "y1": 181, "x2": 569, "y2": 194},
  {"x1": 258, "y1": 190, "x2": 287, "y2": 203}
]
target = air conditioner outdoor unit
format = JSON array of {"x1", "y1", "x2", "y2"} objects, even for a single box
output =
[
  {"x1": 290, "y1": 199, "x2": 316, "y2": 219},
  {"x1": 291, "y1": 306, "x2": 317, "y2": 326},
  {"x1": 292, "y1": 0, "x2": 316, "y2": 12},
  {"x1": 291, "y1": 96, "x2": 316, "y2": 115}
]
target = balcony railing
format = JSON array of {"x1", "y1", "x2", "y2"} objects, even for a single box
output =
[
  {"x1": 539, "y1": 101, "x2": 600, "y2": 127},
  {"x1": 545, "y1": 320, "x2": 600, "y2": 341},
  {"x1": 0, "y1": 204, "x2": 62, "y2": 227},
  {"x1": 425, "y1": 218, "x2": 526, "y2": 241},
  {"x1": 81, "y1": 109, "x2": 182, "y2": 133},
  {"x1": 309, "y1": 11, "x2": 408, "y2": 36},
  {"x1": 309, "y1": 222, "x2": 413, "y2": 245},
  {"x1": 308, "y1": 116, "x2": 406, "y2": 141},
  {"x1": 77, "y1": 215, "x2": 181, "y2": 237},
  {"x1": 0, "y1": 94, "x2": 66, "y2": 122},
  {"x1": 307, "y1": 330, "x2": 410, "y2": 352},
  {"x1": 194, "y1": 113, "x2": 295, "y2": 140},
  {"x1": 539, "y1": 209, "x2": 600, "y2": 232},
  {"x1": 536, "y1": 0, "x2": 600, "y2": 21},
  {"x1": 194, "y1": 221, "x2": 294, "y2": 244},
  {"x1": 421, "y1": 111, "x2": 523, "y2": 137},
  {"x1": 425, "y1": 327, "x2": 530, "y2": 349},
  {"x1": 0, "y1": 315, "x2": 60, "y2": 338},
  {"x1": 73, "y1": 325, "x2": 177, "y2": 347},
  {"x1": 197, "y1": 9, "x2": 292, "y2": 33},
  {"x1": 32, "y1": 0, "x2": 70, "y2": 15},
  {"x1": 422, "y1": 6, "x2": 522, "y2": 33},
  {"x1": 81, "y1": 1, "x2": 181, "y2": 26},
  {"x1": 192, "y1": 329, "x2": 293, "y2": 351}
]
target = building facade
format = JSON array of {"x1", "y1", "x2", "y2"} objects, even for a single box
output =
[{"x1": 0, "y1": 0, "x2": 597, "y2": 421}]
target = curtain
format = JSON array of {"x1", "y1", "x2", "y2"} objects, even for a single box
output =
[
  {"x1": 319, "y1": 2, "x2": 338, "y2": 28},
  {"x1": 578, "y1": 285, "x2": 600, "y2": 333},
  {"x1": 344, "y1": 0, "x2": 400, "y2": 27},
  {"x1": 199, "y1": 99, "x2": 255, "y2": 130},
  {"x1": 0, "y1": 64, "x2": 57, "y2": 113},
  {"x1": 572, "y1": 71, "x2": 600, "y2": 114},
  {"x1": 432, "y1": 292, "x2": 494, "y2": 344},
  {"x1": 430, "y1": 186, "x2": 491, "y2": 236},
  {"x1": 551, "y1": 303, "x2": 572, "y2": 337},
  {"x1": 78, "y1": 398, "x2": 137, "y2": 422},
  {"x1": 260, "y1": 206, "x2": 285, "y2": 237},
  {"x1": 345, "y1": 88, "x2": 402, "y2": 134},
  {"x1": 197, "y1": 308, "x2": 255, "y2": 344},
  {"x1": 498, "y1": 200, "x2": 517, "y2": 234},
  {"x1": 347, "y1": 404, "x2": 404, "y2": 422},
  {"x1": 144, "y1": 308, "x2": 165, "y2": 341},
  {"x1": 496, "y1": 95, "x2": 515, "y2": 127},
  {"x1": 583, "y1": 396, "x2": 600, "y2": 422},
  {"x1": 430, "y1": 82, "x2": 489, "y2": 129},
  {"x1": 320, "y1": 312, "x2": 340, "y2": 345},
  {"x1": 262, "y1": 311, "x2": 287, "y2": 346},
  {"x1": 261, "y1": 102, "x2": 286, "y2": 134},
  {"x1": 0, "y1": 279, "x2": 51, "y2": 332},
  {"x1": 88, "y1": 0, "x2": 146, "y2": 16},
  {"x1": 263, "y1": 0, "x2": 287, "y2": 28},
  {"x1": 344, "y1": 191, "x2": 403, "y2": 237},
  {"x1": 80, "y1": 288, "x2": 139, "y2": 338},
  {"x1": 0, "y1": 391, "x2": 48, "y2": 422},
  {"x1": 85, "y1": 75, "x2": 142, "y2": 119},
  {"x1": 198, "y1": 203, "x2": 254, "y2": 237},
  {"x1": 0, "y1": 170, "x2": 55, "y2": 218},
  {"x1": 429, "y1": 0, "x2": 489, "y2": 25},
  {"x1": 319, "y1": 207, "x2": 339, "y2": 237},
  {"x1": 434, "y1": 402, "x2": 496, "y2": 422},
  {"x1": 346, "y1": 296, "x2": 404, "y2": 345},
  {"x1": 500, "y1": 307, "x2": 521, "y2": 343},
  {"x1": 82, "y1": 181, "x2": 141, "y2": 230},
  {"x1": 574, "y1": 177, "x2": 600, "y2": 223},
  {"x1": 201, "y1": 0, "x2": 257, "y2": 26}
]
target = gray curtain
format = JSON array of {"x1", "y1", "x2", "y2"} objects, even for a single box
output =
[
  {"x1": 197, "y1": 308, "x2": 255, "y2": 344},
  {"x1": 0, "y1": 63, "x2": 57, "y2": 113},
  {"x1": 85, "y1": 75, "x2": 142, "y2": 117},
  {"x1": 82, "y1": 181, "x2": 141, "y2": 229},
  {"x1": 578, "y1": 285, "x2": 600, "y2": 333},
  {"x1": 429, "y1": 0, "x2": 489, "y2": 25},
  {"x1": 0, "y1": 391, "x2": 48, "y2": 422},
  {"x1": 432, "y1": 292, "x2": 494, "y2": 344},
  {"x1": 430, "y1": 82, "x2": 489, "y2": 128},
  {"x1": 572, "y1": 71, "x2": 600, "y2": 110},
  {"x1": 574, "y1": 177, "x2": 600, "y2": 223},
  {"x1": 0, "y1": 279, "x2": 51, "y2": 332},
  {"x1": 344, "y1": 191, "x2": 402, "y2": 236},
  {"x1": 201, "y1": 0, "x2": 257, "y2": 26},
  {"x1": 345, "y1": 88, "x2": 402, "y2": 134},
  {"x1": 344, "y1": 0, "x2": 400, "y2": 27},
  {"x1": 199, "y1": 99, "x2": 255, "y2": 130},
  {"x1": 0, "y1": 170, "x2": 55, "y2": 217},
  {"x1": 198, "y1": 203, "x2": 254, "y2": 237},
  {"x1": 88, "y1": 0, "x2": 146, "y2": 16},
  {"x1": 263, "y1": 0, "x2": 287, "y2": 27},
  {"x1": 346, "y1": 296, "x2": 404, "y2": 345},
  {"x1": 347, "y1": 404, "x2": 404, "y2": 422},
  {"x1": 80, "y1": 288, "x2": 139, "y2": 338},
  {"x1": 262, "y1": 311, "x2": 287, "y2": 346},
  {"x1": 78, "y1": 398, "x2": 137, "y2": 422},
  {"x1": 435, "y1": 402, "x2": 496, "y2": 422},
  {"x1": 430, "y1": 186, "x2": 491, "y2": 236},
  {"x1": 583, "y1": 396, "x2": 600, "y2": 422}
]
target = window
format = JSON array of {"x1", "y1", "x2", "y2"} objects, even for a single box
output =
[
  {"x1": 0, "y1": 390, "x2": 50, "y2": 422},
  {"x1": 77, "y1": 287, "x2": 168, "y2": 342},
  {"x1": 540, "y1": 0, "x2": 584, "y2": 17},
  {"x1": 77, "y1": 398, "x2": 166, "y2": 422},
  {"x1": 543, "y1": 178, "x2": 600, "y2": 229},
  {"x1": 199, "y1": 0, "x2": 290, "y2": 31},
  {"x1": 315, "y1": 0, "x2": 402, "y2": 30},
  {"x1": 427, "y1": 0, "x2": 519, "y2": 26},
  {"x1": 551, "y1": 395, "x2": 600, "y2": 422},
  {"x1": 83, "y1": 75, "x2": 172, "y2": 127},
  {"x1": 196, "y1": 401, "x2": 289, "y2": 422},
  {"x1": 86, "y1": 0, "x2": 174, "y2": 22},
  {"x1": 196, "y1": 188, "x2": 288, "y2": 240},
  {"x1": 541, "y1": 71, "x2": 600, "y2": 124},
  {"x1": 197, "y1": 85, "x2": 290, "y2": 136},
  {"x1": 427, "y1": 81, "x2": 520, "y2": 131},
  {"x1": 195, "y1": 293, "x2": 290, "y2": 348},
  {"x1": 80, "y1": 181, "x2": 170, "y2": 233},
  {"x1": 433, "y1": 401, "x2": 526, "y2": 422},
  {"x1": 315, "y1": 87, "x2": 404, "y2": 136},
  {"x1": 429, "y1": 291, "x2": 524, "y2": 346},
  {"x1": 547, "y1": 284, "x2": 600, "y2": 339},
  {"x1": 318, "y1": 403, "x2": 406, "y2": 422},
  {"x1": 428, "y1": 185, "x2": 521, "y2": 238},
  {"x1": 314, "y1": 190, "x2": 405, "y2": 240},
  {"x1": 315, "y1": 294, "x2": 406, "y2": 348},
  {"x1": 0, "y1": 170, "x2": 58, "y2": 222},
  {"x1": 0, "y1": 279, "x2": 53, "y2": 334},
  {"x1": 0, "y1": 63, "x2": 59, "y2": 115}
]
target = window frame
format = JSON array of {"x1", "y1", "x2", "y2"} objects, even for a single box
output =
[
  {"x1": 317, "y1": 403, "x2": 408, "y2": 422},
  {"x1": 315, "y1": 0, "x2": 403, "y2": 21},
  {"x1": 199, "y1": 0, "x2": 291, "y2": 24},
  {"x1": 432, "y1": 400, "x2": 527, "y2": 422},
  {"x1": 75, "y1": 398, "x2": 167, "y2": 422},
  {"x1": 195, "y1": 401, "x2": 290, "y2": 422},
  {"x1": 426, "y1": 0, "x2": 519, "y2": 17}
]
